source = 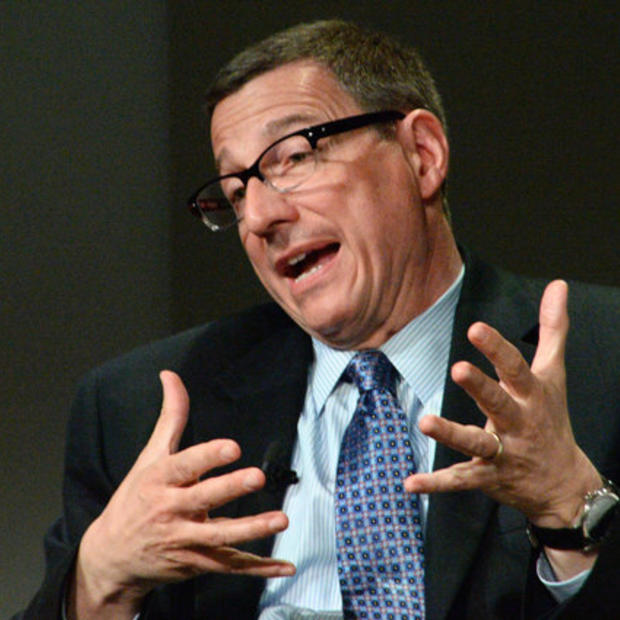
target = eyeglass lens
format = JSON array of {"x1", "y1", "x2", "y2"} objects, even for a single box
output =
[{"x1": 194, "y1": 133, "x2": 317, "y2": 230}]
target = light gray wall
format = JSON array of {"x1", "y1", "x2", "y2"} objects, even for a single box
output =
[{"x1": 2, "y1": 1, "x2": 617, "y2": 616}]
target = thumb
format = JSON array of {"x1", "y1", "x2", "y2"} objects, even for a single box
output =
[
  {"x1": 531, "y1": 280, "x2": 569, "y2": 373},
  {"x1": 142, "y1": 370, "x2": 191, "y2": 458}
]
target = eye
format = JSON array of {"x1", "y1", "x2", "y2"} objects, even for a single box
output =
[
  {"x1": 221, "y1": 179, "x2": 246, "y2": 215},
  {"x1": 262, "y1": 135, "x2": 314, "y2": 177},
  {"x1": 279, "y1": 142, "x2": 313, "y2": 168},
  {"x1": 287, "y1": 148, "x2": 313, "y2": 164},
  {"x1": 229, "y1": 186, "x2": 246, "y2": 212}
]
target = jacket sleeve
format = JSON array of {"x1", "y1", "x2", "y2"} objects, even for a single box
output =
[{"x1": 524, "y1": 486, "x2": 620, "y2": 619}]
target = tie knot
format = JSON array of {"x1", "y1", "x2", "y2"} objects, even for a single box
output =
[{"x1": 345, "y1": 350, "x2": 398, "y2": 394}]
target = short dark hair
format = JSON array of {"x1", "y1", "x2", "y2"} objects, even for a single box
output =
[{"x1": 206, "y1": 20, "x2": 450, "y2": 216}]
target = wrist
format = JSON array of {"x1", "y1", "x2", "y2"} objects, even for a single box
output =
[
  {"x1": 528, "y1": 454, "x2": 602, "y2": 528},
  {"x1": 68, "y1": 563, "x2": 143, "y2": 620},
  {"x1": 527, "y1": 474, "x2": 620, "y2": 553},
  {"x1": 539, "y1": 547, "x2": 598, "y2": 583},
  {"x1": 71, "y1": 523, "x2": 147, "y2": 619}
]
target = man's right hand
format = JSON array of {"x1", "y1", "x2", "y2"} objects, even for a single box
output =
[{"x1": 67, "y1": 370, "x2": 294, "y2": 620}]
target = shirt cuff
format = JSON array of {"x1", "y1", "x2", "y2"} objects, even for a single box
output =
[{"x1": 536, "y1": 552, "x2": 592, "y2": 603}]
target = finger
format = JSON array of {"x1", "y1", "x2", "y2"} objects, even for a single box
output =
[
  {"x1": 198, "y1": 546, "x2": 296, "y2": 577},
  {"x1": 140, "y1": 371, "x2": 191, "y2": 460},
  {"x1": 181, "y1": 510, "x2": 289, "y2": 549},
  {"x1": 404, "y1": 461, "x2": 497, "y2": 494},
  {"x1": 181, "y1": 466, "x2": 265, "y2": 512},
  {"x1": 177, "y1": 545, "x2": 296, "y2": 577},
  {"x1": 467, "y1": 322, "x2": 535, "y2": 396},
  {"x1": 164, "y1": 439, "x2": 242, "y2": 486},
  {"x1": 531, "y1": 280, "x2": 569, "y2": 373},
  {"x1": 418, "y1": 415, "x2": 502, "y2": 460},
  {"x1": 450, "y1": 361, "x2": 519, "y2": 427}
]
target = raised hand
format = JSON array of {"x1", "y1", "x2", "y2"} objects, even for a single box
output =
[
  {"x1": 68, "y1": 371, "x2": 294, "y2": 619},
  {"x1": 405, "y1": 281, "x2": 601, "y2": 530}
]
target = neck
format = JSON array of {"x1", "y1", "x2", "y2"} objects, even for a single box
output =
[{"x1": 326, "y1": 214, "x2": 463, "y2": 351}]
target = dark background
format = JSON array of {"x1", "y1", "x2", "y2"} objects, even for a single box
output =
[{"x1": 2, "y1": 1, "x2": 617, "y2": 615}]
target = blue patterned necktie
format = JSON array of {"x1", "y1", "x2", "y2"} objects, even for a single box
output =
[{"x1": 335, "y1": 350, "x2": 425, "y2": 619}]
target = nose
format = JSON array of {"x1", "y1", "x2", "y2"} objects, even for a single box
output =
[{"x1": 242, "y1": 177, "x2": 298, "y2": 236}]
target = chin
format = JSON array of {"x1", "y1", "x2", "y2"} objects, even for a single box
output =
[
  {"x1": 276, "y1": 290, "x2": 365, "y2": 345},
  {"x1": 301, "y1": 311, "x2": 364, "y2": 349},
  {"x1": 291, "y1": 307, "x2": 345, "y2": 341}
]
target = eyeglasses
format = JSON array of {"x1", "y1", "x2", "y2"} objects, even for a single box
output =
[{"x1": 187, "y1": 110, "x2": 405, "y2": 231}]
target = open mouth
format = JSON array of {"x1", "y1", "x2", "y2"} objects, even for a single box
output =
[{"x1": 283, "y1": 243, "x2": 340, "y2": 282}]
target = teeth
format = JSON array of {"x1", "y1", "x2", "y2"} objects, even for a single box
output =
[
  {"x1": 288, "y1": 252, "x2": 307, "y2": 266},
  {"x1": 295, "y1": 263, "x2": 323, "y2": 282}
]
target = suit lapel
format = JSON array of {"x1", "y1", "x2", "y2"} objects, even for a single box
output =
[
  {"x1": 189, "y1": 318, "x2": 312, "y2": 560},
  {"x1": 178, "y1": 255, "x2": 544, "y2": 617},
  {"x1": 425, "y1": 253, "x2": 539, "y2": 619}
]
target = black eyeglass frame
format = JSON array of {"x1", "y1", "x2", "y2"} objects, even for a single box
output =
[{"x1": 187, "y1": 109, "x2": 405, "y2": 231}]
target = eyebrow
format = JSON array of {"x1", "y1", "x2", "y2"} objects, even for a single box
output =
[
  {"x1": 263, "y1": 112, "x2": 321, "y2": 138},
  {"x1": 215, "y1": 112, "x2": 324, "y2": 173}
]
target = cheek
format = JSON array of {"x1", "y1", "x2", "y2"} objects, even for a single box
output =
[
  {"x1": 240, "y1": 228, "x2": 264, "y2": 266},
  {"x1": 346, "y1": 181, "x2": 417, "y2": 257},
  {"x1": 240, "y1": 236, "x2": 270, "y2": 283},
  {"x1": 240, "y1": 238, "x2": 291, "y2": 311}
]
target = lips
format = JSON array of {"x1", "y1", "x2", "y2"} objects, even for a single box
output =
[{"x1": 280, "y1": 243, "x2": 340, "y2": 281}]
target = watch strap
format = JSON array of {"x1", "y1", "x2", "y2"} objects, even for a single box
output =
[
  {"x1": 526, "y1": 521, "x2": 588, "y2": 550},
  {"x1": 526, "y1": 477, "x2": 620, "y2": 551}
]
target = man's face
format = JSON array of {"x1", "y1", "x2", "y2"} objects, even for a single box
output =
[{"x1": 210, "y1": 62, "x2": 444, "y2": 349}]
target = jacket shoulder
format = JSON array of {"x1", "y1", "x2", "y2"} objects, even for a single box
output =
[{"x1": 86, "y1": 302, "x2": 298, "y2": 385}]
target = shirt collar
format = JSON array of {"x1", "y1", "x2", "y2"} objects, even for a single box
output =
[{"x1": 308, "y1": 265, "x2": 465, "y2": 416}]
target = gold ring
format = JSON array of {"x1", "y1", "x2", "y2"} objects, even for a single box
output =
[{"x1": 486, "y1": 430, "x2": 503, "y2": 461}]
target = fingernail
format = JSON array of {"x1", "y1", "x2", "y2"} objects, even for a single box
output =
[
  {"x1": 475, "y1": 325, "x2": 488, "y2": 342},
  {"x1": 269, "y1": 515, "x2": 286, "y2": 531},
  {"x1": 244, "y1": 471, "x2": 262, "y2": 490},
  {"x1": 281, "y1": 563, "x2": 295, "y2": 576},
  {"x1": 220, "y1": 444, "x2": 237, "y2": 460}
]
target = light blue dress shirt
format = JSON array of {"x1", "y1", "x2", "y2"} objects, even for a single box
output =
[
  {"x1": 258, "y1": 266, "x2": 589, "y2": 619},
  {"x1": 62, "y1": 267, "x2": 588, "y2": 620},
  {"x1": 259, "y1": 269, "x2": 464, "y2": 617}
]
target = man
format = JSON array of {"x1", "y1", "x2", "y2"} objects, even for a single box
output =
[{"x1": 16, "y1": 20, "x2": 619, "y2": 620}]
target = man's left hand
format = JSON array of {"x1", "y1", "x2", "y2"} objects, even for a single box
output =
[{"x1": 405, "y1": 280, "x2": 601, "y2": 531}]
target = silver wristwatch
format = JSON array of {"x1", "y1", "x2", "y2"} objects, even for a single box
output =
[{"x1": 526, "y1": 477, "x2": 620, "y2": 552}]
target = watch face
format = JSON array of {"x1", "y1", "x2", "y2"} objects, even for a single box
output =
[{"x1": 584, "y1": 492, "x2": 620, "y2": 541}]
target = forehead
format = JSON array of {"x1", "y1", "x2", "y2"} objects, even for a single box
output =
[{"x1": 210, "y1": 62, "x2": 362, "y2": 169}]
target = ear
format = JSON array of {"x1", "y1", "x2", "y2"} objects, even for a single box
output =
[{"x1": 396, "y1": 109, "x2": 449, "y2": 202}]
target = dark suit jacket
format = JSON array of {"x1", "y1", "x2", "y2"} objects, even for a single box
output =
[{"x1": 16, "y1": 253, "x2": 620, "y2": 619}]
